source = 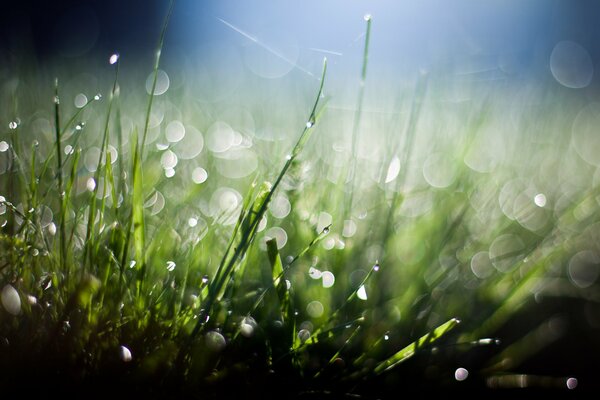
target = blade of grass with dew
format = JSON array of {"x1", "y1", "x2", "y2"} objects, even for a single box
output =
[
  {"x1": 53, "y1": 79, "x2": 67, "y2": 273},
  {"x1": 373, "y1": 317, "x2": 461, "y2": 375},
  {"x1": 131, "y1": 132, "x2": 146, "y2": 298}
]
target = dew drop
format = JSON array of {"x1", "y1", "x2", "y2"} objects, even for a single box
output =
[
  {"x1": 8, "y1": 121, "x2": 18, "y2": 130},
  {"x1": 109, "y1": 53, "x2": 120, "y2": 65},
  {"x1": 308, "y1": 266, "x2": 322, "y2": 279},
  {"x1": 297, "y1": 329, "x2": 311, "y2": 343},
  {"x1": 322, "y1": 271, "x2": 335, "y2": 288},
  {"x1": 94, "y1": 94, "x2": 102, "y2": 101},
  {"x1": 534, "y1": 193, "x2": 546, "y2": 207},
  {"x1": 0, "y1": 141, "x2": 9, "y2": 152},
  {"x1": 357, "y1": 285, "x2": 368, "y2": 301},
  {"x1": 306, "y1": 121, "x2": 314, "y2": 129},
  {"x1": 566, "y1": 377, "x2": 578, "y2": 390},
  {"x1": 384, "y1": 333, "x2": 390, "y2": 341},
  {"x1": 86, "y1": 177, "x2": 96, "y2": 192},
  {"x1": 240, "y1": 316, "x2": 257, "y2": 338},
  {"x1": 201, "y1": 275, "x2": 209, "y2": 285},
  {"x1": 166, "y1": 261, "x2": 176, "y2": 272},
  {"x1": 373, "y1": 262, "x2": 380, "y2": 272},
  {"x1": 454, "y1": 367, "x2": 469, "y2": 381},
  {"x1": 1, "y1": 285, "x2": 21, "y2": 315},
  {"x1": 205, "y1": 331, "x2": 226, "y2": 352},
  {"x1": 188, "y1": 217, "x2": 198, "y2": 227},
  {"x1": 364, "y1": 14, "x2": 372, "y2": 21},
  {"x1": 119, "y1": 345, "x2": 132, "y2": 362},
  {"x1": 129, "y1": 260, "x2": 137, "y2": 269}
]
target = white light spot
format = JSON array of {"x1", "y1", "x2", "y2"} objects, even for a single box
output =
[
  {"x1": 166, "y1": 260, "x2": 176, "y2": 272},
  {"x1": 48, "y1": 222, "x2": 57, "y2": 236},
  {"x1": 308, "y1": 266, "x2": 322, "y2": 279},
  {"x1": 385, "y1": 156, "x2": 400, "y2": 183},
  {"x1": 342, "y1": 219, "x2": 357, "y2": 238},
  {"x1": 86, "y1": 177, "x2": 96, "y2": 192},
  {"x1": 364, "y1": 14, "x2": 372, "y2": 21},
  {"x1": 206, "y1": 121, "x2": 235, "y2": 153},
  {"x1": 265, "y1": 227, "x2": 288, "y2": 249},
  {"x1": 455, "y1": 367, "x2": 469, "y2": 381},
  {"x1": 192, "y1": 167, "x2": 208, "y2": 184},
  {"x1": 146, "y1": 69, "x2": 170, "y2": 95},
  {"x1": 166, "y1": 120, "x2": 186, "y2": 143},
  {"x1": 322, "y1": 271, "x2": 335, "y2": 288},
  {"x1": 566, "y1": 377, "x2": 578, "y2": 390},
  {"x1": 164, "y1": 167, "x2": 175, "y2": 178},
  {"x1": 534, "y1": 193, "x2": 546, "y2": 207},
  {"x1": 74, "y1": 93, "x2": 87, "y2": 108},
  {"x1": 306, "y1": 121, "x2": 313, "y2": 129},
  {"x1": 160, "y1": 150, "x2": 178, "y2": 169},
  {"x1": 119, "y1": 345, "x2": 132, "y2": 362},
  {"x1": 357, "y1": 285, "x2": 368, "y2": 301},
  {"x1": 8, "y1": 121, "x2": 18, "y2": 130},
  {"x1": 0, "y1": 141, "x2": 9, "y2": 152},
  {"x1": 109, "y1": 53, "x2": 119, "y2": 65},
  {"x1": 317, "y1": 211, "x2": 333, "y2": 233},
  {"x1": 94, "y1": 94, "x2": 102, "y2": 101},
  {"x1": 64, "y1": 145, "x2": 73, "y2": 155},
  {"x1": 550, "y1": 41, "x2": 593, "y2": 89},
  {"x1": 270, "y1": 195, "x2": 291, "y2": 219},
  {"x1": 1, "y1": 284, "x2": 21, "y2": 316},
  {"x1": 306, "y1": 300, "x2": 324, "y2": 318},
  {"x1": 188, "y1": 217, "x2": 198, "y2": 227}
]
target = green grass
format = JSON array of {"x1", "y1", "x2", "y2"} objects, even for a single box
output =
[{"x1": 1, "y1": 5, "x2": 599, "y2": 398}]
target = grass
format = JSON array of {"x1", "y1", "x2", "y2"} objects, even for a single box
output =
[{"x1": 1, "y1": 3, "x2": 599, "y2": 398}]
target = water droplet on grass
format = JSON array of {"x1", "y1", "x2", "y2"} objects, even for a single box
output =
[
  {"x1": 0, "y1": 141, "x2": 9, "y2": 152},
  {"x1": 1, "y1": 285, "x2": 21, "y2": 316},
  {"x1": 201, "y1": 275, "x2": 209, "y2": 285},
  {"x1": 166, "y1": 261, "x2": 176, "y2": 272},
  {"x1": 357, "y1": 285, "x2": 368, "y2": 301},
  {"x1": 205, "y1": 331, "x2": 226, "y2": 352},
  {"x1": 322, "y1": 271, "x2": 335, "y2": 288},
  {"x1": 94, "y1": 94, "x2": 102, "y2": 101},
  {"x1": 119, "y1": 345, "x2": 132, "y2": 362},
  {"x1": 454, "y1": 367, "x2": 469, "y2": 381},
  {"x1": 188, "y1": 217, "x2": 198, "y2": 227},
  {"x1": 297, "y1": 329, "x2": 311, "y2": 343},
  {"x1": 109, "y1": 53, "x2": 119, "y2": 65},
  {"x1": 373, "y1": 262, "x2": 380, "y2": 272},
  {"x1": 8, "y1": 121, "x2": 18, "y2": 130},
  {"x1": 534, "y1": 193, "x2": 546, "y2": 207},
  {"x1": 240, "y1": 316, "x2": 257, "y2": 337},
  {"x1": 129, "y1": 260, "x2": 137, "y2": 269},
  {"x1": 86, "y1": 178, "x2": 96, "y2": 192},
  {"x1": 308, "y1": 266, "x2": 322, "y2": 279},
  {"x1": 364, "y1": 14, "x2": 372, "y2": 21},
  {"x1": 306, "y1": 121, "x2": 314, "y2": 129}
]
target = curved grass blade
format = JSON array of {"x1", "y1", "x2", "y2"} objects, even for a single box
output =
[{"x1": 373, "y1": 317, "x2": 461, "y2": 375}]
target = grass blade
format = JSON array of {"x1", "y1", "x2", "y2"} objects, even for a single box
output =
[{"x1": 373, "y1": 318, "x2": 461, "y2": 375}]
